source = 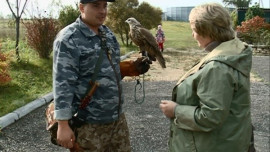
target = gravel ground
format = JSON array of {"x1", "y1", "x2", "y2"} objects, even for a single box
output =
[
  {"x1": 250, "y1": 56, "x2": 270, "y2": 152},
  {"x1": 0, "y1": 56, "x2": 269, "y2": 152}
]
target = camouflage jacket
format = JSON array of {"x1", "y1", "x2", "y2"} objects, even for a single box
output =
[{"x1": 53, "y1": 17, "x2": 123, "y2": 124}]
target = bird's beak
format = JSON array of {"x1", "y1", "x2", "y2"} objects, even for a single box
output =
[{"x1": 125, "y1": 19, "x2": 129, "y2": 23}]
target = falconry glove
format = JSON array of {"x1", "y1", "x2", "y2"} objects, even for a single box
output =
[
  {"x1": 120, "y1": 56, "x2": 152, "y2": 78},
  {"x1": 134, "y1": 56, "x2": 152, "y2": 73}
]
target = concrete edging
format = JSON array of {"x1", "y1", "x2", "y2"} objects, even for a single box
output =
[
  {"x1": 0, "y1": 51, "x2": 135, "y2": 129},
  {"x1": 0, "y1": 92, "x2": 53, "y2": 129}
]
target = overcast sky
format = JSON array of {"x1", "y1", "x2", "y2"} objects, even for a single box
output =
[{"x1": 0, "y1": 0, "x2": 269, "y2": 18}]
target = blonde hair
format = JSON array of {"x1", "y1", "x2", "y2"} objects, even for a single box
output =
[{"x1": 189, "y1": 3, "x2": 235, "y2": 42}]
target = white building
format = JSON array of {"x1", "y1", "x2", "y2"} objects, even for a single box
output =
[{"x1": 164, "y1": 7, "x2": 194, "y2": 21}]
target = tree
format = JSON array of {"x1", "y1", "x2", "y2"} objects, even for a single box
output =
[
  {"x1": 223, "y1": 0, "x2": 252, "y2": 7},
  {"x1": 58, "y1": 5, "x2": 80, "y2": 28},
  {"x1": 245, "y1": 3, "x2": 264, "y2": 20},
  {"x1": 106, "y1": 0, "x2": 162, "y2": 46},
  {"x1": 6, "y1": 0, "x2": 29, "y2": 61},
  {"x1": 106, "y1": 0, "x2": 138, "y2": 46},
  {"x1": 136, "y1": 2, "x2": 162, "y2": 29}
]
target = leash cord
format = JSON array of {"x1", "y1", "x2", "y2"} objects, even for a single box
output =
[{"x1": 134, "y1": 74, "x2": 145, "y2": 104}]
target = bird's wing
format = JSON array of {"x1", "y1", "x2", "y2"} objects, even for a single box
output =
[
  {"x1": 129, "y1": 31, "x2": 141, "y2": 48},
  {"x1": 138, "y1": 28, "x2": 166, "y2": 68},
  {"x1": 139, "y1": 28, "x2": 159, "y2": 49}
]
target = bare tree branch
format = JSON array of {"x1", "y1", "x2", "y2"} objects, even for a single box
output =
[
  {"x1": 19, "y1": 0, "x2": 29, "y2": 18},
  {"x1": 6, "y1": 0, "x2": 16, "y2": 18},
  {"x1": 16, "y1": 0, "x2": 18, "y2": 16},
  {"x1": 5, "y1": 0, "x2": 29, "y2": 61}
]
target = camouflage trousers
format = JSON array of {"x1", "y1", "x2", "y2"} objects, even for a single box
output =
[{"x1": 75, "y1": 113, "x2": 131, "y2": 152}]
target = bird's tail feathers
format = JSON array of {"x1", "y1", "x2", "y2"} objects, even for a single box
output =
[{"x1": 156, "y1": 55, "x2": 166, "y2": 68}]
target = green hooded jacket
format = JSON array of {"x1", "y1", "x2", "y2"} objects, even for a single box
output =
[{"x1": 170, "y1": 38, "x2": 253, "y2": 152}]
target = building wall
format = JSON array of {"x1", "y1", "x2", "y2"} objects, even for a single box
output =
[
  {"x1": 164, "y1": 7, "x2": 269, "y2": 24},
  {"x1": 165, "y1": 7, "x2": 194, "y2": 21}
]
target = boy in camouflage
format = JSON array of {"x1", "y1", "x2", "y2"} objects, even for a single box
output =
[{"x1": 53, "y1": 0, "x2": 152, "y2": 151}]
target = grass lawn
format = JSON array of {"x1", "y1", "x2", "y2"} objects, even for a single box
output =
[
  {"x1": 0, "y1": 21, "x2": 198, "y2": 117},
  {"x1": 160, "y1": 21, "x2": 198, "y2": 50},
  {"x1": 0, "y1": 19, "x2": 26, "y2": 40},
  {"x1": 0, "y1": 39, "x2": 53, "y2": 116}
]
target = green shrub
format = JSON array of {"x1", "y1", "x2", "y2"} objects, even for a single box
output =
[
  {"x1": 24, "y1": 18, "x2": 60, "y2": 59},
  {"x1": 230, "y1": 10, "x2": 238, "y2": 29},
  {"x1": 58, "y1": 5, "x2": 80, "y2": 28},
  {"x1": 0, "y1": 39, "x2": 53, "y2": 117},
  {"x1": 245, "y1": 3, "x2": 264, "y2": 21},
  {"x1": 261, "y1": 29, "x2": 270, "y2": 45}
]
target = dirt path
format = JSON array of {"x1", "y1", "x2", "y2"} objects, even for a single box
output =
[
  {"x1": 123, "y1": 48, "x2": 265, "y2": 83},
  {"x1": 123, "y1": 48, "x2": 205, "y2": 82},
  {"x1": 0, "y1": 49, "x2": 268, "y2": 152}
]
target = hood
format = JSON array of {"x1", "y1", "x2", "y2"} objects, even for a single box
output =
[{"x1": 204, "y1": 38, "x2": 252, "y2": 77}]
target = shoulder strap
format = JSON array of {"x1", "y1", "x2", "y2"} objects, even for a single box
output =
[
  {"x1": 79, "y1": 29, "x2": 107, "y2": 109},
  {"x1": 91, "y1": 33, "x2": 106, "y2": 82},
  {"x1": 101, "y1": 30, "x2": 122, "y2": 118}
]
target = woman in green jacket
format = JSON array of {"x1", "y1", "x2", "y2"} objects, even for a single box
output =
[{"x1": 159, "y1": 3, "x2": 254, "y2": 152}]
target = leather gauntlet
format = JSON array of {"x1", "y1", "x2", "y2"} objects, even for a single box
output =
[{"x1": 120, "y1": 57, "x2": 152, "y2": 78}]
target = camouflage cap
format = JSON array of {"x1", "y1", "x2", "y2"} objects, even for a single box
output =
[{"x1": 80, "y1": 0, "x2": 115, "y2": 3}]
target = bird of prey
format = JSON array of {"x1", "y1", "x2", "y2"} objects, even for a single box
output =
[{"x1": 125, "y1": 17, "x2": 166, "y2": 68}]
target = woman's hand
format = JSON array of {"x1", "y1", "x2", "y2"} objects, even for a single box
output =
[{"x1": 159, "y1": 100, "x2": 178, "y2": 118}]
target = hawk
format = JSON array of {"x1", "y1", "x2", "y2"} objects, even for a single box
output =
[{"x1": 125, "y1": 17, "x2": 166, "y2": 68}]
